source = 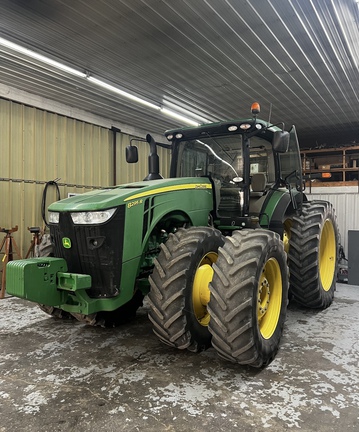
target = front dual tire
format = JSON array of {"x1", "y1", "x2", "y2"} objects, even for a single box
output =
[
  {"x1": 208, "y1": 230, "x2": 289, "y2": 367},
  {"x1": 148, "y1": 227, "x2": 288, "y2": 367},
  {"x1": 148, "y1": 226, "x2": 225, "y2": 352}
]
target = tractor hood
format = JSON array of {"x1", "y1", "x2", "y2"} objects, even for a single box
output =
[{"x1": 48, "y1": 177, "x2": 212, "y2": 212}]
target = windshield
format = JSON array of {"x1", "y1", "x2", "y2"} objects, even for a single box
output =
[
  {"x1": 249, "y1": 138, "x2": 276, "y2": 183},
  {"x1": 172, "y1": 133, "x2": 278, "y2": 217},
  {"x1": 174, "y1": 134, "x2": 275, "y2": 184},
  {"x1": 175, "y1": 135, "x2": 244, "y2": 182}
]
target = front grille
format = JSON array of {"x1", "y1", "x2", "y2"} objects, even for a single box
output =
[{"x1": 50, "y1": 206, "x2": 125, "y2": 298}]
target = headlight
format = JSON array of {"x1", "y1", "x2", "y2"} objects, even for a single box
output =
[
  {"x1": 240, "y1": 123, "x2": 251, "y2": 130},
  {"x1": 70, "y1": 208, "x2": 116, "y2": 225},
  {"x1": 48, "y1": 211, "x2": 60, "y2": 224}
]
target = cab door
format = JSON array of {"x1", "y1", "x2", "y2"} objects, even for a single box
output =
[{"x1": 278, "y1": 125, "x2": 303, "y2": 210}]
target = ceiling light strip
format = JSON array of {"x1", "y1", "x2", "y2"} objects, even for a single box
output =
[
  {"x1": 0, "y1": 37, "x2": 87, "y2": 78},
  {"x1": 160, "y1": 108, "x2": 199, "y2": 126},
  {"x1": 0, "y1": 36, "x2": 204, "y2": 127},
  {"x1": 87, "y1": 76, "x2": 161, "y2": 111}
]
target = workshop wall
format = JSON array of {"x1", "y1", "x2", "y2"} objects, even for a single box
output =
[{"x1": 0, "y1": 99, "x2": 170, "y2": 256}]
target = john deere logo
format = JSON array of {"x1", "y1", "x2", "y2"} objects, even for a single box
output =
[{"x1": 62, "y1": 237, "x2": 72, "y2": 249}]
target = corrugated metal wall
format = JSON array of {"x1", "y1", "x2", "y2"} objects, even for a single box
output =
[
  {"x1": 0, "y1": 99, "x2": 170, "y2": 257},
  {"x1": 306, "y1": 187, "x2": 359, "y2": 257}
]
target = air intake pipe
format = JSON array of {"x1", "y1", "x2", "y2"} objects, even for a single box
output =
[{"x1": 143, "y1": 134, "x2": 163, "y2": 181}]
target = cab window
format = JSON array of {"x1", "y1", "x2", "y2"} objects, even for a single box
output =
[{"x1": 278, "y1": 126, "x2": 302, "y2": 188}]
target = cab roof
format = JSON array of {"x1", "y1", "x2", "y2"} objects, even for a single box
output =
[{"x1": 165, "y1": 118, "x2": 283, "y2": 143}]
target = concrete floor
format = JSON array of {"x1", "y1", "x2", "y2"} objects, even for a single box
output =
[{"x1": 0, "y1": 283, "x2": 358, "y2": 432}]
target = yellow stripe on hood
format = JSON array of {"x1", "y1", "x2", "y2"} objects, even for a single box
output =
[{"x1": 123, "y1": 183, "x2": 212, "y2": 202}]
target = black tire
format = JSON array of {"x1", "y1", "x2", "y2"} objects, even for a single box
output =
[
  {"x1": 288, "y1": 201, "x2": 339, "y2": 308},
  {"x1": 38, "y1": 304, "x2": 74, "y2": 320},
  {"x1": 208, "y1": 230, "x2": 289, "y2": 367},
  {"x1": 148, "y1": 226, "x2": 225, "y2": 352}
]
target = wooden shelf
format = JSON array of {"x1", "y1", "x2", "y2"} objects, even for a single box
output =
[
  {"x1": 301, "y1": 146, "x2": 359, "y2": 185},
  {"x1": 305, "y1": 181, "x2": 359, "y2": 188}
]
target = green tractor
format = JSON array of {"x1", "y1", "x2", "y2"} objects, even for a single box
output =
[{"x1": 6, "y1": 103, "x2": 339, "y2": 367}]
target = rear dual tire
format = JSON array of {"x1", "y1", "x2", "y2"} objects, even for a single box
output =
[{"x1": 288, "y1": 201, "x2": 339, "y2": 308}]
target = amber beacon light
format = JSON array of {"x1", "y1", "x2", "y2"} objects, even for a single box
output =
[{"x1": 251, "y1": 102, "x2": 261, "y2": 115}]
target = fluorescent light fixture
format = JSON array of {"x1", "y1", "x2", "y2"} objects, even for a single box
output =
[
  {"x1": 162, "y1": 100, "x2": 211, "y2": 123},
  {"x1": 88, "y1": 77, "x2": 203, "y2": 125},
  {"x1": 88, "y1": 77, "x2": 203, "y2": 124},
  {"x1": 87, "y1": 76, "x2": 161, "y2": 110},
  {"x1": 0, "y1": 37, "x2": 87, "y2": 78},
  {"x1": 160, "y1": 107, "x2": 199, "y2": 126},
  {"x1": 0, "y1": 36, "x2": 207, "y2": 126}
]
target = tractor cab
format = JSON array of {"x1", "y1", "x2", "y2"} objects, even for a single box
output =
[{"x1": 166, "y1": 104, "x2": 303, "y2": 229}]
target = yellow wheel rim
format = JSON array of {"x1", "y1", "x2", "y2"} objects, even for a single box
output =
[
  {"x1": 192, "y1": 252, "x2": 218, "y2": 326},
  {"x1": 258, "y1": 258, "x2": 282, "y2": 339},
  {"x1": 319, "y1": 219, "x2": 336, "y2": 291},
  {"x1": 283, "y1": 219, "x2": 292, "y2": 254}
]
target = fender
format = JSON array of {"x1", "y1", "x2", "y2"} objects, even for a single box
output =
[{"x1": 260, "y1": 189, "x2": 302, "y2": 236}]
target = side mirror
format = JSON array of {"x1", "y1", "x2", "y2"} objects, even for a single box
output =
[
  {"x1": 272, "y1": 131, "x2": 290, "y2": 153},
  {"x1": 125, "y1": 145, "x2": 138, "y2": 163}
]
